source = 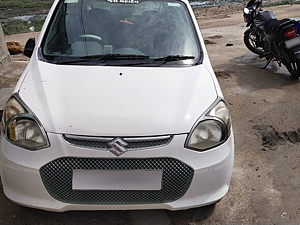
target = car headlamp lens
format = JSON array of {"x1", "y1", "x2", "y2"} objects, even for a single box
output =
[
  {"x1": 3, "y1": 97, "x2": 49, "y2": 150},
  {"x1": 7, "y1": 118, "x2": 49, "y2": 150},
  {"x1": 208, "y1": 101, "x2": 231, "y2": 129},
  {"x1": 188, "y1": 120, "x2": 224, "y2": 150},
  {"x1": 3, "y1": 98, "x2": 26, "y2": 123},
  {"x1": 186, "y1": 100, "x2": 231, "y2": 151}
]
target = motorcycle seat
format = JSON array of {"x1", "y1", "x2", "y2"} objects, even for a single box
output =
[{"x1": 264, "y1": 18, "x2": 294, "y2": 35}]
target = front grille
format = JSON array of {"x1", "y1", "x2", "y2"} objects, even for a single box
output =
[
  {"x1": 40, "y1": 157, "x2": 194, "y2": 205},
  {"x1": 62, "y1": 135, "x2": 173, "y2": 150}
]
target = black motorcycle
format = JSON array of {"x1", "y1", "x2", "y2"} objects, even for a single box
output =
[{"x1": 243, "y1": 0, "x2": 300, "y2": 77}]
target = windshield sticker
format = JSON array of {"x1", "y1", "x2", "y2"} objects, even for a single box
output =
[
  {"x1": 167, "y1": 3, "x2": 180, "y2": 7},
  {"x1": 107, "y1": 0, "x2": 139, "y2": 3},
  {"x1": 64, "y1": 0, "x2": 78, "y2": 3}
]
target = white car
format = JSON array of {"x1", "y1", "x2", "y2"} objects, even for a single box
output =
[{"x1": 0, "y1": 0, "x2": 234, "y2": 212}]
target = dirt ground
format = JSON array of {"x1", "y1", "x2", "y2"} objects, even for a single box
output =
[{"x1": 1, "y1": 3, "x2": 300, "y2": 225}]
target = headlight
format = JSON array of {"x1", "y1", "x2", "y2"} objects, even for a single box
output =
[
  {"x1": 185, "y1": 100, "x2": 231, "y2": 151},
  {"x1": 2, "y1": 96, "x2": 50, "y2": 150},
  {"x1": 3, "y1": 97, "x2": 26, "y2": 122}
]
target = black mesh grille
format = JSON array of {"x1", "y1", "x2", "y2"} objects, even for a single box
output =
[
  {"x1": 40, "y1": 157, "x2": 194, "y2": 205},
  {"x1": 62, "y1": 135, "x2": 173, "y2": 150}
]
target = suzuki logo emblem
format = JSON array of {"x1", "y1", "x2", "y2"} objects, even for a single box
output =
[{"x1": 108, "y1": 138, "x2": 128, "y2": 156}]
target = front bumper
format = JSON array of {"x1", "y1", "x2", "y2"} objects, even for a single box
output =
[{"x1": 0, "y1": 132, "x2": 234, "y2": 212}]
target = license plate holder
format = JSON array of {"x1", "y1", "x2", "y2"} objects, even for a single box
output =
[{"x1": 72, "y1": 170, "x2": 163, "y2": 190}]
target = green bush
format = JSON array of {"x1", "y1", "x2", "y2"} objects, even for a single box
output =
[
  {"x1": 0, "y1": 0, "x2": 53, "y2": 8},
  {"x1": 0, "y1": 0, "x2": 51, "y2": 35},
  {"x1": 2, "y1": 19, "x2": 45, "y2": 35}
]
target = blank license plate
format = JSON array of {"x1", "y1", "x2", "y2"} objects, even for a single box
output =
[
  {"x1": 72, "y1": 170, "x2": 163, "y2": 190},
  {"x1": 285, "y1": 36, "x2": 300, "y2": 49}
]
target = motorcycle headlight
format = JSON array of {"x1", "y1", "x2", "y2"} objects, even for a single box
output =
[
  {"x1": 185, "y1": 100, "x2": 232, "y2": 151},
  {"x1": 2, "y1": 96, "x2": 50, "y2": 150}
]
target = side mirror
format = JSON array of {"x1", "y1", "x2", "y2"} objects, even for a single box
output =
[
  {"x1": 24, "y1": 38, "x2": 36, "y2": 58},
  {"x1": 244, "y1": 8, "x2": 250, "y2": 14}
]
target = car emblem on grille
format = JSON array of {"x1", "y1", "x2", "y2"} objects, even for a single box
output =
[{"x1": 108, "y1": 138, "x2": 128, "y2": 156}]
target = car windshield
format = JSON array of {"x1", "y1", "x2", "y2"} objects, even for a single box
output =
[{"x1": 41, "y1": 0, "x2": 201, "y2": 65}]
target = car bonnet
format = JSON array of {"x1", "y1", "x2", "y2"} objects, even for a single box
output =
[{"x1": 18, "y1": 61, "x2": 218, "y2": 136}]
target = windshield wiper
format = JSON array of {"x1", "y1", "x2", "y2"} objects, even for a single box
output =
[
  {"x1": 54, "y1": 54, "x2": 150, "y2": 65},
  {"x1": 154, "y1": 55, "x2": 195, "y2": 62},
  {"x1": 99, "y1": 54, "x2": 150, "y2": 60}
]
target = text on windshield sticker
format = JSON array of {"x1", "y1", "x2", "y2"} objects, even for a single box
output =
[{"x1": 107, "y1": 0, "x2": 139, "y2": 3}]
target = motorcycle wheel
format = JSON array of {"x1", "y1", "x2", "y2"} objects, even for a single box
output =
[
  {"x1": 283, "y1": 57, "x2": 300, "y2": 78},
  {"x1": 244, "y1": 29, "x2": 265, "y2": 56}
]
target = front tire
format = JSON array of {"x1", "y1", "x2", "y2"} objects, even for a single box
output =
[{"x1": 244, "y1": 29, "x2": 265, "y2": 56}]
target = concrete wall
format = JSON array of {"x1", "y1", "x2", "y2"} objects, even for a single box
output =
[{"x1": 0, "y1": 22, "x2": 11, "y2": 65}]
